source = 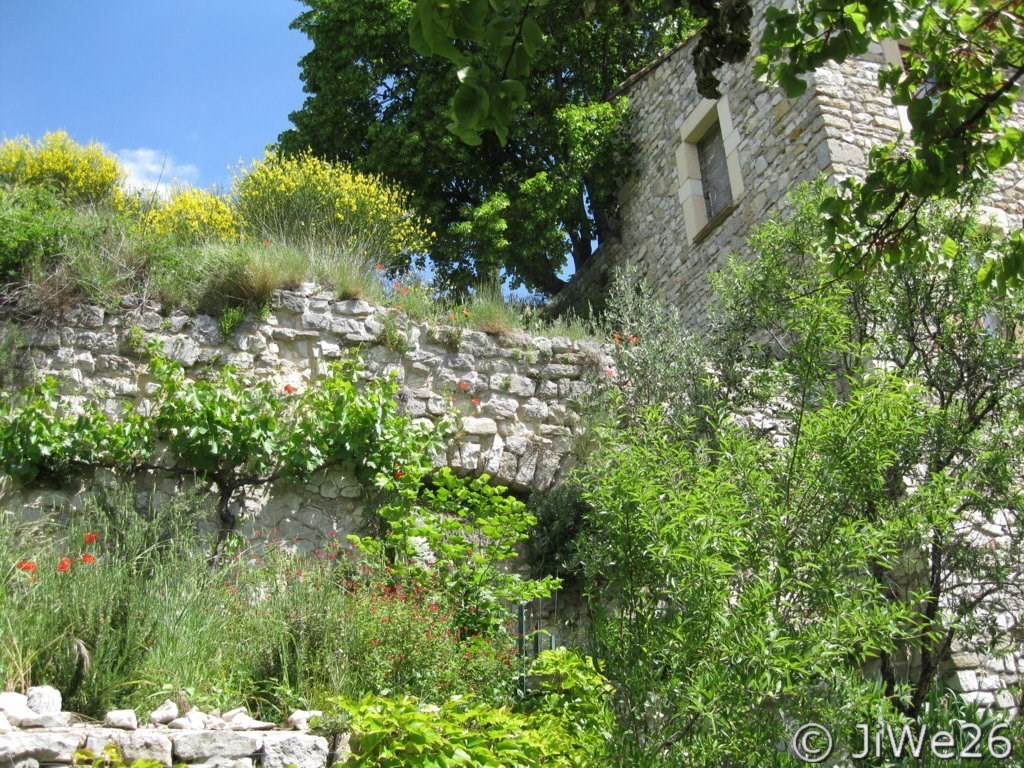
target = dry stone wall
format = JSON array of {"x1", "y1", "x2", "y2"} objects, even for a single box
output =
[
  {"x1": 1, "y1": 288, "x2": 611, "y2": 548},
  {"x1": 0, "y1": 687, "x2": 343, "y2": 768}
]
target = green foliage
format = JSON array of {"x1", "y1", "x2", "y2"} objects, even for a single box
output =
[
  {"x1": 520, "y1": 648, "x2": 615, "y2": 763},
  {"x1": 0, "y1": 132, "x2": 125, "y2": 208},
  {"x1": 354, "y1": 466, "x2": 559, "y2": 642},
  {"x1": 374, "y1": 311, "x2": 411, "y2": 353},
  {"x1": 0, "y1": 347, "x2": 442, "y2": 555},
  {"x1": 333, "y1": 693, "x2": 581, "y2": 768},
  {"x1": 217, "y1": 305, "x2": 246, "y2": 337},
  {"x1": 0, "y1": 485, "x2": 213, "y2": 713},
  {"x1": 524, "y1": 484, "x2": 589, "y2": 580},
  {"x1": 232, "y1": 150, "x2": 433, "y2": 269},
  {"x1": 754, "y1": 0, "x2": 1024, "y2": 289},
  {"x1": 577, "y1": 183, "x2": 1024, "y2": 763},
  {"x1": 0, "y1": 184, "x2": 72, "y2": 281},
  {"x1": 1, "y1": 486, "x2": 518, "y2": 719},
  {"x1": 281, "y1": 0, "x2": 687, "y2": 295}
]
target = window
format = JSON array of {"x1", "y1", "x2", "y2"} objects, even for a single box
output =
[
  {"x1": 676, "y1": 96, "x2": 744, "y2": 243},
  {"x1": 697, "y1": 120, "x2": 731, "y2": 220}
]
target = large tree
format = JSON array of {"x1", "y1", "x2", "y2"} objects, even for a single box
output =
[
  {"x1": 414, "y1": 0, "x2": 1024, "y2": 292},
  {"x1": 279, "y1": 0, "x2": 695, "y2": 296}
]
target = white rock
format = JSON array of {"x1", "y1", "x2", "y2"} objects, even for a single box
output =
[
  {"x1": 0, "y1": 732, "x2": 84, "y2": 763},
  {"x1": 170, "y1": 731, "x2": 262, "y2": 761},
  {"x1": 168, "y1": 710, "x2": 207, "y2": 730},
  {"x1": 18, "y1": 712, "x2": 71, "y2": 728},
  {"x1": 150, "y1": 699, "x2": 179, "y2": 725},
  {"x1": 190, "y1": 759, "x2": 253, "y2": 768},
  {"x1": 104, "y1": 709, "x2": 138, "y2": 730},
  {"x1": 285, "y1": 710, "x2": 323, "y2": 731},
  {"x1": 261, "y1": 732, "x2": 329, "y2": 768},
  {"x1": 221, "y1": 707, "x2": 248, "y2": 724},
  {"x1": 226, "y1": 713, "x2": 275, "y2": 731},
  {"x1": 86, "y1": 730, "x2": 173, "y2": 765},
  {"x1": 0, "y1": 693, "x2": 36, "y2": 726},
  {"x1": 201, "y1": 712, "x2": 229, "y2": 731},
  {"x1": 25, "y1": 687, "x2": 61, "y2": 716},
  {"x1": 0, "y1": 712, "x2": 11, "y2": 734}
]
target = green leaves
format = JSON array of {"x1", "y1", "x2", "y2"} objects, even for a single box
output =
[
  {"x1": 0, "y1": 346, "x2": 441, "y2": 537},
  {"x1": 410, "y1": 0, "x2": 543, "y2": 145}
]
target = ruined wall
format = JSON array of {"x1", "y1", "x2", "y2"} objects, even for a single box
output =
[{"x1": 1, "y1": 288, "x2": 611, "y2": 547}]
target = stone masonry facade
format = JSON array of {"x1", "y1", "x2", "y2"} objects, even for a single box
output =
[{"x1": 570, "y1": 18, "x2": 1024, "y2": 333}]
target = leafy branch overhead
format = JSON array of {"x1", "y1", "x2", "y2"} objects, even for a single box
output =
[
  {"x1": 282, "y1": 0, "x2": 689, "y2": 295},
  {"x1": 410, "y1": 0, "x2": 1024, "y2": 289}
]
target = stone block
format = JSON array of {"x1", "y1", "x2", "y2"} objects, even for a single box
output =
[
  {"x1": 261, "y1": 732, "x2": 329, "y2": 768},
  {"x1": 946, "y1": 670, "x2": 980, "y2": 693},
  {"x1": 190, "y1": 315, "x2": 223, "y2": 346},
  {"x1": 87, "y1": 730, "x2": 174, "y2": 766},
  {"x1": 462, "y1": 417, "x2": 498, "y2": 436},
  {"x1": 0, "y1": 732, "x2": 84, "y2": 763},
  {"x1": 170, "y1": 731, "x2": 262, "y2": 761},
  {"x1": 104, "y1": 709, "x2": 138, "y2": 730}
]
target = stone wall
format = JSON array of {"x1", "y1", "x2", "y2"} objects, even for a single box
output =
[
  {"x1": 1, "y1": 288, "x2": 611, "y2": 547},
  {"x1": 0, "y1": 687, "x2": 343, "y2": 768},
  {"x1": 570, "y1": 21, "x2": 1024, "y2": 333},
  {"x1": 565, "y1": 13, "x2": 834, "y2": 330}
]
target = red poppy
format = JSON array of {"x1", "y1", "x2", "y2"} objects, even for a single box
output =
[
  {"x1": 462, "y1": 309, "x2": 470, "y2": 317},
  {"x1": 471, "y1": 397, "x2": 481, "y2": 406},
  {"x1": 84, "y1": 532, "x2": 99, "y2": 544},
  {"x1": 56, "y1": 557, "x2": 72, "y2": 573},
  {"x1": 394, "y1": 469, "x2": 406, "y2": 479},
  {"x1": 80, "y1": 554, "x2": 96, "y2": 564},
  {"x1": 283, "y1": 383, "x2": 296, "y2": 394},
  {"x1": 16, "y1": 561, "x2": 36, "y2": 573},
  {"x1": 458, "y1": 381, "x2": 468, "y2": 389},
  {"x1": 375, "y1": 264, "x2": 384, "y2": 270}
]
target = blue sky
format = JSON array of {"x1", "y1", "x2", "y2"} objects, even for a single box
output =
[{"x1": 0, "y1": 1, "x2": 313, "y2": 195}]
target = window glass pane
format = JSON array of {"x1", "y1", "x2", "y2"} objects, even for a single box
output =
[{"x1": 697, "y1": 121, "x2": 730, "y2": 220}]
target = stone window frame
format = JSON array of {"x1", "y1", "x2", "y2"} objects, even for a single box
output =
[
  {"x1": 880, "y1": 39, "x2": 917, "y2": 134},
  {"x1": 675, "y1": 95, "x2": 744, "y2": 244}
]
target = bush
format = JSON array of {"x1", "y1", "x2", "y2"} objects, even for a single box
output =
[
  {"x1": 333, "y1": 693, "x2": 582, "y2": 768},
  {"x1": 144, "y1": 187, "x2": 239, "y2": 243},
  {"x1": 0, "y1": 132, "x2": 125, "y2": 208},
  {"x1": 232, "y1": 151, "x2": 433, "y2": 268},
  {"x1": 0, "y1": 185, "x2": 71, "y2": 281}
]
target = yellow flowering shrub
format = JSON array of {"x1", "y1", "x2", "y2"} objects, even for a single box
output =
[
  {"x1": 145, "y1": 187, "x2": 239, "y2": 243},
  {"x1": 0, "y1": 131, "x2": 125, "y2": 208},
  {"x1": 232, "y1": 151, "x2": 432, "y2": 266}
]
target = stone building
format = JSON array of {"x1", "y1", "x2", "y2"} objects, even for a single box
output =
[{"x1": 569, "y1": 21, "x2": 1024, "y2": 332}]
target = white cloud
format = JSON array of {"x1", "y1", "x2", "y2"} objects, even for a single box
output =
[{"x1": 115, "y1": 148, "x2": 200, "y2": 199}]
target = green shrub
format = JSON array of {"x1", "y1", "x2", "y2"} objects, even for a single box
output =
[
  {"x1": 0, "y1": 185, "x2": 71, "y2": 281},
  {"x1": 333, "y1": 693, "x2": 581, "y2": 767},
  {"x1": 144, "y1": 186, "x2": 239, "y2": 243},
  {"x1": 0, "y1": 132, "x2": 125, "y2": 208},
  {"x1": 233, "y1": 151, "x2": 433, "y2": 268}
]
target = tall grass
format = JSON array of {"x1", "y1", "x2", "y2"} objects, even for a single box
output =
[{"x1": 0, "y1": 483, "x2": 517, "y2": 720}]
